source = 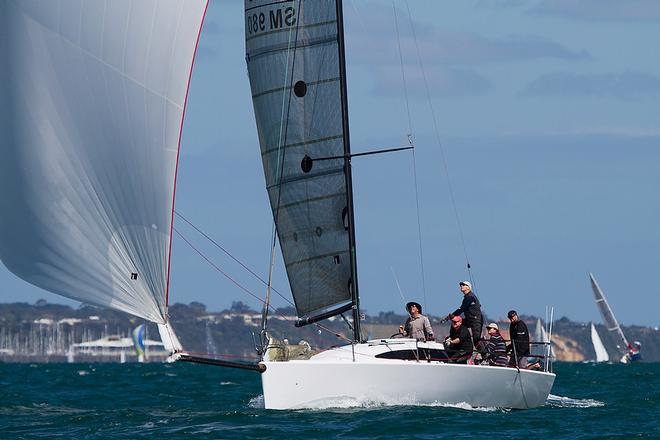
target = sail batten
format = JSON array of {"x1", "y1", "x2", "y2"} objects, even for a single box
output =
[
  {"x1": 245, "y1": 0, "x2": 357, "y2": 321},
  {"x1": 0, "y1": 0, "x2": 208, "y2": 324}
]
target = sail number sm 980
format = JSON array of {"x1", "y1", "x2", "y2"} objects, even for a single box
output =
[{"x1": 246, "y1": 6, "x2": 297, "y2": 36}]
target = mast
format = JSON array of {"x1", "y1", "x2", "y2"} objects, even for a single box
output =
[{"x1": 336, "y1": 0, "x2": 361, "y2": 342}]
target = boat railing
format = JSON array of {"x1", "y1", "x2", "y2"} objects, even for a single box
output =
[{"x1": 374, "y1": 337, "x2": 553, "y2": 372}]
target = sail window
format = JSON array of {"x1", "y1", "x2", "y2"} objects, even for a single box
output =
[
  {"x1": 293, "y1": 80, "x2": 307, "y2": 97},
  {"x1": 301, "y1": 155, "x2": 313, "y2": 173},
  {"x1": 342, "y1": 206, "x2": 349, "y2": 230},
  {"x1": 315, "y1": 227, "x2": 323, "y2": 237},
  {"x1": 293, "y1": 232, "x2": 298, "y2": 242},
  {"x1": 333, "y1": 255, "x2": 340, "y2": 264},
  {"x1": 130, "y1": 273, "x2": 138, "y2": 280}
]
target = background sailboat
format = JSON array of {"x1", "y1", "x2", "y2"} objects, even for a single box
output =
[
  {"x1": 0, "y1": 0, "x2": 208, "y2": 353},
  {"x1": 531, "y1": 318, "x2": 554, "y2": 359},
  {"x1": 590, "y1": 322, "x2": 609, "y2": 363},
  {"x1": 589, "y1": 273, "x2": 640, "y2": 363}
]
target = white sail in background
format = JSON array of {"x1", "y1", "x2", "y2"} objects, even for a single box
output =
[
  {"x1": 244, "y1": 0, "x2": 356, "y2": 321},
  {"x1": 589, "y1": 273, "x2": 629, "y2": 356},
  {"x1": 531, "y1": 318, "x2": 554, "y2": 358},
  {"x1": 590, "y1": 323, "x2": 609, "y2": 362},
  {"x1": 0, "y1": 0, "x2": 207, "y2": 325}
]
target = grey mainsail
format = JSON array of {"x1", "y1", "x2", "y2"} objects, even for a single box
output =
[
  {"x1": 244, "y1": 0, "x2": 358, "y2": 325},
  {"x1": 589, "y1": 273, "x2": 629, "y2": 353}
]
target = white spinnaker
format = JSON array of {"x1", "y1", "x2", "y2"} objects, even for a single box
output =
[
  {"x1": 590, "y1": 323, "x2": 609, "y2": 362},
  {"x1": 0, "y1": 0, "x2": 207, "y2": 324}
]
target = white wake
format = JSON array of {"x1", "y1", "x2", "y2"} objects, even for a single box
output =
[
  {"x1": 248, "y1": 394, "x2": 499, "y2": 412},
  {"x1": 546, "y1": 394, "x2": 605, "y2": 408}
]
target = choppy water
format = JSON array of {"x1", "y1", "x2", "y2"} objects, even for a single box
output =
[{"x1": 0, "y1": 362, "x2": 657, "y2": 439}]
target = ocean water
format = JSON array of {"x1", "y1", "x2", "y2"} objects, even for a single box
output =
[{"x1": 0, "y1": 362, "x2": 657, "y2": 439}]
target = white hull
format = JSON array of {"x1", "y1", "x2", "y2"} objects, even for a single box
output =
[{"x1": 261, "y1": 340, "x2": 555, "y2": 410}]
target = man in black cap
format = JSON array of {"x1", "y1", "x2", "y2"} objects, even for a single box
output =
[
  {"x1": 446, "y1": 281, "x2": 483, "y2": 346},
  {"x1": 399, "y1": 301, "x2": 435, "y2": 341},
  {"x1": 506, "y1": 310, "x2": 530, "y2": 368}
]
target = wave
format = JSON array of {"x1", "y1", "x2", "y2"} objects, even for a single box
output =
[
  {"x1": 249, "y1": 394, "x2": 499, "y2": 412},
  {"x1": 546, "y1": 394, "x2": 605, "y2": 408},
  {"x1": 249, "y1": 395, "x2": 265, "y2": 408}
]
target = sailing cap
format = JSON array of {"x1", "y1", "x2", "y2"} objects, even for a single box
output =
[
  {"x1": 406, "y1": 301, "x2": 422, "y2": 314},
  {"x1": 459, "y1": 281, "x2": 472, "y2": 290},
  {"x1": 451, "y1": 315, "x2": 462, "y2": 323},
  {"x1": 486, "y1": 322, "x2": 499, "y2": 330},
  {"x1": 507, "y1": 310, "x2": 517, "y2": 319}
]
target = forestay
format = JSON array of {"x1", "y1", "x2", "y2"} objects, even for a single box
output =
[
  {"x1": 244, "y1": 0, "x2": 356, "y2": 320},
  {"x1": 0, "y1": 0, "x2": 207, "y2": 325},
  {"x1": 589, "y1": 273, "x2": 629, "y2": 351}
]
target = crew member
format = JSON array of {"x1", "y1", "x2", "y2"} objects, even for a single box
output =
[
  {"x1": 446, "y1": 281, "x2": 483, "y2": 345},
  {"x1": 507, "y1": 310, "x2": 530, "y2": 368},
  {"x1": 444, "y1": 316, "x2": 473, "y2": 363},
  {"x1": 399, "y1": 301, "x2": 435, "y2": 341},
  {"x1": 484, "y1": 323, "x2": 508, "y2": 367}
]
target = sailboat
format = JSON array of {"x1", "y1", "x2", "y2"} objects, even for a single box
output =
[
  {"x1": 589, "y1": 273, "x2": 641, "y2": 363},
  {"x1": 0, "y1": 0, "x2": 555, "y2": 410},
  {"x1": 590, "y1": 323, "x2": 609, "y2": 363},
  {"x1": 245, "y1": 0, "x2": 555, "y2": 409},
  {"x1": 531, "y1": 318, "x2": 554, "y2": 359}
]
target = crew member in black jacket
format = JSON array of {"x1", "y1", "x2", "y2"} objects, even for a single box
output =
[
  {"x1": 446, "y1": 281, "x2": 483, "y2": 345},
  {"x1": 506, "y1": 310, "x2": 530, "y2": 368}
]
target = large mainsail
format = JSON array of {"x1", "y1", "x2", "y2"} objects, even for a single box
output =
[
  {"x1": 589, "y1": 273, "x2": 629, "y2": 353},
  {"x1": 244, "y1": 0, "x2": 359, "y2": 325},
  {"x1": 0, "y1": 1, "x2": 207, "y2": 326}
]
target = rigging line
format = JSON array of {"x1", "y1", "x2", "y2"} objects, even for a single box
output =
[
  {"x1": 395, "y1": 2, "x2": 427, "y2": 308},
  {"x1": 172, "y1": 227, "x2": 317, "y2": 331},
  {"x1": 173, "y1": 227, "x2": 279, "y2": 313},
  {"x1": 262, "y1": 0, "x2": 304, "y2": 338},
  {"x1": 173, "y1": 225, "x2": 352, "y2": 344},
  {"x1": 174, "y1": 211, "x2": 294, "y2": 307},
  {"x1": 393, "y1": 2, "x2": 413, "y2": 140},
  {"x1": 404, "y1": 0, "x2": 474, "y2": 289},
  {"x1": 390, "y1": 266, "x2": 406, "y2": 303},
  {"x1": 411, "y1": 149, "x2": 428, "y2": 306}
]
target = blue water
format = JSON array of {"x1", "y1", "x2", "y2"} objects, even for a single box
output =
[{"x1": 0, "y1": 362, "x2": 657, "y2": 439}]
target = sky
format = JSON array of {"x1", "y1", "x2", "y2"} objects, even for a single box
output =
[{"x1": 2, "y1": 0, "x2": 659, "y2": 327}]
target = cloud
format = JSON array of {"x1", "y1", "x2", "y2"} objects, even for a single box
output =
[
  {"x1": 530, "y1": 0, "x2": 660, "y2": 22},
  {"x1": 371, "y1": 66, "x2": 492, "y2": 99},
  {"x1": 521, "y1": 71, "x2": 660, "y2": 99},
  {"x1": 347, "y1": 6, "x2": 589, "y2": 66}
]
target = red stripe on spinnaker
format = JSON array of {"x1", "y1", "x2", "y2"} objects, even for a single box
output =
[{"x1": 165, "y1": 0, "x2": 210, "y2": 310}]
